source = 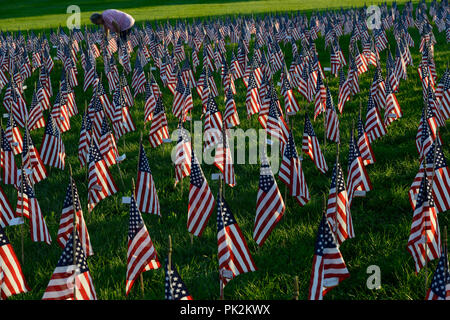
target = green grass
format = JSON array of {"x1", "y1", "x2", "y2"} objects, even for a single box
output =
[
  {"x1": 1, "y1": 1, "x2": 450, "y2": 300},
  {"x1": 0, "y1": 0, "x2": 418, "y2": 31}
]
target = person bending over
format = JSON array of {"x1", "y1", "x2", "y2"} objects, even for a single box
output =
[{"x1": 90, "y1": 9, "x2": 135, "y2": 42}]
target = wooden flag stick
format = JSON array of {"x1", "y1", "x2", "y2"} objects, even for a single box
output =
[
  {"x1": 131, "y1": 177, "x2": 145, "y2": 296},
  {"x1": 292, "y1": 276, "x2": 299, "y2": 300},
  {"x1": 19, "y1": 158, "x2": 25, "y2": 265},
  {"x1": 69, "y1": 164, "x2": 78, "y2": 300}
]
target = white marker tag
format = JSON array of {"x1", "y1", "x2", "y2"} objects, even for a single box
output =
[
  {"x1": 387, "y1": 114, "x2": 397, "y2": 118},
  {"x1": 54, "y1": 57, "x2": 59, "y2": 60},
  {"x1": 211, "y1": 173, "x2": 223, "y2": 180},
  {"x1": 220, "y1": 269, "x2": 233, "y2": 279},
  {"x1": 52, "y1": 45, "x2": 57, "y2": 48},
  {"x1": 163, "y1": 138, "x2": 172, "y2": 143},
  {"x1": 151, "y1": 67, "x2": 156, "y2": 71},
  {"x1": 3, "y1": 114, "x2": 9, "y2": 118},
  {"x1": 122, "y1": 197, "x2": 131, "y2": 204},
  {"x1": 185, "y1": 116, "x2": 192, "y2": 121},
  {"x1": 267, "y1": 139, "x2": 273, "y2": 145},
  {"x1": 287, "y1": 112, "x2": 297, "y2": 116},
  {"x1": 277, "y1": 82, "x2": 282, "y2": 87},
  {"x1": 116, "y1": 154, "x2": 126, "y2": 162},
  {"x1": 299, "y1": 156, "x2": 304, "y2": 161},
  {"x1": 323, "y1": 67, "x2": 332, "y2": 72},
  {"x1": 9, "y1": 217, "x2": 24, "y2": 226},
  {"x1": 22, "y1": 85, "x2": 27, "y2": 90},
  {"x1": 92, "y1": 184, "x2": 102, "y2": 191},
  {"x1": 354, "y1": 191, "x2": 366, "y2": 197}
]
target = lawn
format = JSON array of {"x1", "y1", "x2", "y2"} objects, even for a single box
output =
[{"x1": 1, "y1": 1, "x2": 449, "y2": 300}]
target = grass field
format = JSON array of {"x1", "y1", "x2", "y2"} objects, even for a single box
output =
[{"x1": 1, "y1": 1, "x2": 450, "y2": 300}]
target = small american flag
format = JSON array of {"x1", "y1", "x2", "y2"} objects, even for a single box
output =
[
  {"x1": 42, "y1": 232, "x2": 97, "y2": 300},
  {"x1": 218, "y1": 192, "x2": 256, "y2": 287},
  {"x1": 135, "y1": 142, "x2": 160, "y2": 216},
  {"x1": 308, "y1": 214, "x2": 350, "y2": 300},
  {"x1": 188, "y1": 149, "x2": 215, "y2": 237},
  {"x1": 425, "y1": 245, "x2": 450, "y2": 300},
  {"x1": 0, "y1": 226, "x2": 29, "y2": 299},
  {"x1": 254, "y1": 157, "x2": 285, "y2": 246},
  {"x1": 39, "y1": 114, "x2": 65, "y2": 170},
  {"x1": 87, "y1": 140, "x2": 118, "y2": 213},
  {"x1": 126, "y1": 194, "x2": 160, "y2": 295},
  {"x1": 22, "y1": 129, "x2": 47, "y2": 185},
  {"x1": 148, "y1": 96, "x2": 169, "y2": 148},
  {"x1": 302, "y1": 113, "x2": 328, "y2": 174},
  {"x1": 0, "y1": 185, "x2": 14, "y2": 227},
  {"x1": 1, "y1": 127, "x2": 18, "y2": 186},
  {"x1": 174, "y1": 122, "x2": 191, "y2": 186},
  {"x1": 165, "y1": 257, "x2": 193, "y2": 300},
  {"x1": 57, "y1": 177, "x2": 93, "y2": 257}
]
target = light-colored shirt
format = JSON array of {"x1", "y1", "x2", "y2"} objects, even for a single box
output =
[{"x1": 102, "y1": 9, "x2": 135, "y2": 32}]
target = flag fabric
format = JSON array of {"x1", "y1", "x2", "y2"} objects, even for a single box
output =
[
  {"x1": 99, "y1": 116, "x2": 118, "y2": 167},
  {"x1": 135, "y1": 143, "x2": 160, "y2": 216},
  {"x1": 16, "y1": 175, "x2": 52, "y2": 245},
  {"x1": 279, "y1": 131, "x2": 310, "y2": 206},
  {"x1": 42, "y1": 232, "x2": 97, "y2": 300},
  {"x1": 39, "y1": 114, "x2": 66, "y2": 170},
  {"x1": 407, "y1": 176, "x2": 441, "y2": 273},
  {"x1": 57, "y1": 177, "x2": 93, "y2": 257},
  {"x1": 0, "y1": 226, "x2": 29, "y2": 299},
  {"x1": 213, "y1": 129, "x2": 236, "y2": 187},
  {"x1": 425, "y1": 246, "x2": 450, "y2": 300},
  {"x1": 347, "y1": 129, "x2": 372, "y2": 207},
  {"x1": 326, "y1": 162, "x2": 353, "y2": 246},
  {"x1": 22, "y1": 130, "x2": 47, "y2": 185},
  {"x1": 148, "y1": 96, "x2": 170, "y2": 148},
  {"x1": 217, "y1": 192, "x2": 256, "y2": 287},
  {"x1": 325, "y1": 86, "x2": 340, "y2": 143},
  {"x1": 164, "y1": 257, "x2": 193, "y2": 300},
  {"x1": 87, "y1": 140, "x2": 118, "y2": 212},
  {"x1": 357, "y1": 116, "x2": 376, "y2": 166},
  {"x1": 188, "y1": 149, "x2": 215, "y2": 237},
  {"x1": 308, "y1": 214, "x2": 350, "y2": 300},
  {"x1": 125, "y1": 194, "x2": 160, "y2": 295},
  {"x1": 0, "y1": 186, "x2": 14, "y2": 228},
  {"x1": 254, "y1": 157, "x2": 285, "y2": 246},
  {"x1": 302, "y1": 113, "x2": 328, "y2": 174},
  {"x1": 78, "y1": 112, "x2": 93, "y2": 167},
  {"x1": 174, "y1": 123, "x2": 192, "y2": 186},
  {"x1": 365, "y1": 92, "x2": 387, "y2": 143},
  {"x1": 1, "y1": 128, "x2": 18, "y2": 186}
]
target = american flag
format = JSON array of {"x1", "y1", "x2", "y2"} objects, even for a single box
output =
[
  {"x1": 126, "y1": 194, "x2": 160, "y2": 295},
  {"x1": 87, "y1": 140, "x2": 118, "y2": 213},
  {"x1": 302, "y1": 113, "x2": 328, "y2": 174},
  {"x1": 217, "y1": 192, "x2": 256, "y2": 287},
  {"x1": 224, "y1": 88, "x2": 240, "y2": 129},
  {"x1": 326, "y1": 162, "x2": 353, "y2": 246},
  {"x1": 78, "y1": 111, "x2": 93, "y2": 168},
  {"x1": 28, "y1": 89, "x2": 45, "y2": 131},
  {"x1": 164, "y1": 257, "x2": 193, "y2": 300},
  {"x1": 425, "y1": 246, "x2": 450, "y2": 300},
  {"x1": 337, "y1": 68, "x2": 350, "y2": 114},
  {"x1": 407, "y1": 176, "x2": 441, "y2": 273},
  {"x1": 0, "y1": 226, "x2": 29, "y2": 299},
  {"x1": 82, "y1": 52, "x2": 98, "y2": 92},
  {"x1": 5, "y1": 114, "x2": 23, "y2": 155},
  {"x1": 365, "y1": 92, "x2": 387, "y2": 143},
  {"x1": 203, "y1": 95, "x2": 223, "y2": 151},
  {"x1": 42, "y1": 232, "x2": 97, "y2": 300},
  {"x1": 57, "y1": 177, "x2": 93, "y2": 257},
  {"x1": 0, "y1": 185, "x2": 14, "y2": 227},
  {"x1": 174, "y1": 122, "x2": 191, "y2": 186},
  {"x1": 245, "y1": 72, "x2": 261, "y2": 118},
  {"x1": 325, "y1": 86, "x2": 340, "y2": 143},
  {"x1": 172, "y1": 72, "x2": 185, "y2": 119},
  {"x1": 266, "y1": 96, "x2": 289, "y2": 150},
  {"x1": 279, "y1": 131, "x2": 310, "y2": 206},
  {"x1": 347, "y1": 129, "x2": 372, "y2": 207},
  {"x1": 188, "y1": 149, "x2": 215, "y2": 237},
  {"x1": 131, "y1": 51, "x2": 146, "y2": 96},
  {"x1": 16, "y1": 174, "x2": 52, "y2": 245},
  {"x1": 36, "y1": 76, "x2": 50, "y2": 111},
  {"x1": 22, "y1": 129, "x2": 47, "y2": 184},
  {"x1": 214, "y1": 128, "x2": 236, "y2": 187},
  {"x1": 0, "y1": 127, "x2": 18, "y2": 186},
  {"x1": 254, "y1": 157, "x2": 285, "y2": 246},
  {"x1": 144, "y1": 81, "x2": 156, "y2": 123},
  {"x1": 148, "y1": 96, "x2": 169, "y2": 148},
  {"x1": 39, "y1": 114, "x2": 65, "y2": 170},
  {"x1": 308, "y1": 214, "x2": 350, "y2": 300},
  {"x1": 384, "y1": 80, "x2": 403, "y2": 127},
  {"x1": 314, "y1": 72, "x2": 327, "y2": 120},
  {"x1": 135, "y1": 142, "x2": 160, "y2": 216},
  {"x1": 99, "y1": 116, "x2": 118, "y2": 167}
]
